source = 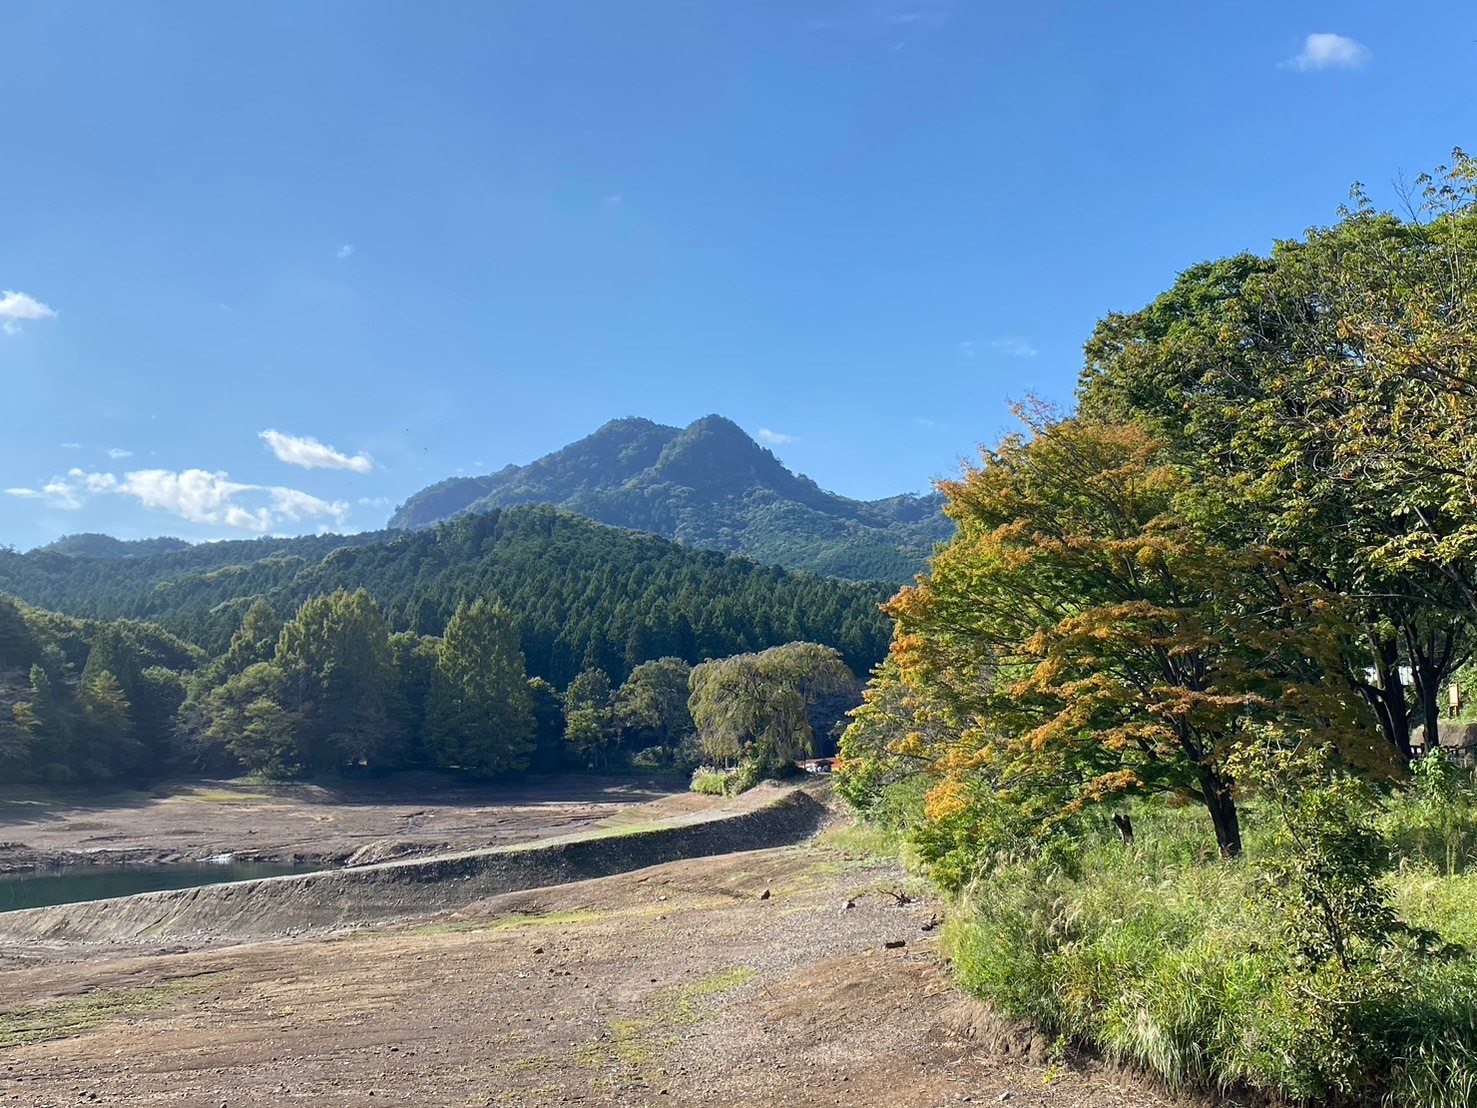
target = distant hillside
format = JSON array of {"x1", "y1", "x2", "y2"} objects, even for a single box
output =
[
  {"x1": 0, "y1": 505, "x2": 891, "y2": 688},
  {"x1": 36, "y1": 533, "x2": 193, "y2": 559},
  {"x1": 389, "y1": 416, "x2": 950, "y2": 582}
]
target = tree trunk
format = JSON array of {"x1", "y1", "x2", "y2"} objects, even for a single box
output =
[
  {"x1": 1198, "y1": 766, "x2": 1242, "y2": 858},
  {"x1": 1357, "y1": 633, "x2": 1412, "y2": 763}
]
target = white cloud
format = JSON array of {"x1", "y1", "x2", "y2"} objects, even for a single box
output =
[
  {"x1": 961, "y1": 337, "x2": 1038, "y2": 359},
  {"x1": 602, "y1": 195, "x2": 624, "y2": 208},
  {"x1": 336, "y1": 244, "x2": 356, "y2": 260},
  {"x1": 259, "y1": 429, "x2": 374, "y2": 474},
  {"x1": 357, "y1": 496, "x2": 391, "y2": 508},
  {"x1": 106, "y1": 448, "x2": 133, "y2": 460},
  {"x1": 60, "y1": 442, "x2": 82, "y2": 450},
  {"x1": 1283, "y1": 33, "x2": 1370, "y2": 71},
  {"x1": 11, "y1": 466, "x2": 350, "y2": 532},
  {"x1": 0, "y1": 290, "x2": 57, "y2": 335},
  {"x1": 757, "y1": 428, "x2": 797, "y2": 446}
]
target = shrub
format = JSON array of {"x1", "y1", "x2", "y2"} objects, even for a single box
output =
[{"x1": 689, "y1": 767, "x2": 732, "y2": 796}]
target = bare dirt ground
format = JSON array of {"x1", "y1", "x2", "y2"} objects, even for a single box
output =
[
  {"x1": 0, "y1": 776, "x2": 706, "y2": 872},
  {"x1": 0, "y1": 815, "x2": 1200, "y2": 1107}
]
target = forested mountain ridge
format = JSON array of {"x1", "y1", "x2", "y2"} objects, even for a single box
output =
[
  {"x1": 388, "y1": 415, "x2": 951, "y2": 582},
  {"x1": 35, "y1": 534, "x2": 195, "y2": 559},
  {"x1": 0, "y1": 505, "x2": 890, "y2": 689}
]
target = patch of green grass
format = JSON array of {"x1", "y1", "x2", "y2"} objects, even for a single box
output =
[
  {"x1": 401, "y1": 907, "x2": 606, "y2": 937},
  {"x1": 572, "y1": 964, "x2": 756, "y2": 1082},
  {"x1": 0, "y1": 973, "x2": 224, "y2": 1049},
  {"x1": 656, "y1": 965, "x2": 756, "y2": 1024},
  {"x1": 815, "y1": 820, "x2": 903, "y2": 862},
  {"x1": 177, "y1": 787, "x2": 272, "y2": 804}
]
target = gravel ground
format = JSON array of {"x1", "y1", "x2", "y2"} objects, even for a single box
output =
[{"x1": 0, "y1": 811, "x2": 1203, "y2": 1107}]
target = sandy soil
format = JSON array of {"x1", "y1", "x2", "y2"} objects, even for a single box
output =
[
  {"x1": 0, "y1": 801, "x2": 1203, "y2": 1108},
  {"x1": 0, "y1": 776, "x2": 707, "y2": 872}
]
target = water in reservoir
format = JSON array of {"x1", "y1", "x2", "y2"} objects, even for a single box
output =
[{"x1": 0, "y1": 860, "x2": 324, "y2": 913}]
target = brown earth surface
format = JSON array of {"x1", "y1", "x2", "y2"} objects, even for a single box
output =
[
  {"x1": 0, "y1": 776, "x2": 705, "y2": 872},
  {"x1": 0, "y1": 784, "x2": 1211, "y2": 1108}
]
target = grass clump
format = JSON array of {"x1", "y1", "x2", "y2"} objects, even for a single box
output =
[
  {"x1": 0, "y1": 974, "x2": 223, "y2": 1049},
  {"x1": 942, "y1": 791, "x2": 1477, "y2": 1107}
]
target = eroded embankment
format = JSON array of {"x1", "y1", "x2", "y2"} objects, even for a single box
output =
[{"x1": 0, "y1": 786, "x2": 827, "y2": 946}]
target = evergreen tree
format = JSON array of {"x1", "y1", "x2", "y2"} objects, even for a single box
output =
[
  {"x1": 275, "y1": 589, "x2": 399, "y2": 772},
  {"x1": 222, "y1": 599, "x2": 282, "y2": 676},
  {"x1": 425, "y1": 598, "x2": 536, "y2": 777}
]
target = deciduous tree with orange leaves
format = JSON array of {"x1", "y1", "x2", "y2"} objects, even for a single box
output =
[{"x1": 886, "y1": 410, "x2": 1377, "y2": 859}]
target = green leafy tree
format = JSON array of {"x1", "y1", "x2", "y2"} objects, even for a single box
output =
[
  {"x1": 526, "y1": 676, "x2": 566, "y2": 772},
  {"x1": 688, "y1": 642, "x2": 853, "y2": 776},
  {"x1": 563, "y1": 667, "x2": 617, "y2": 767},
  {"x1": 1077, "y1": 153, "x2": 1477, "y2": 763},
  {"x1": 425, "y1": 598, "x2": 536, "y2": 777},
  {"x1": 614, "y1": 657, "x2": 693, "y2": 753}
]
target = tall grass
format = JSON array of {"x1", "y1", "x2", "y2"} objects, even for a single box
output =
[{"x1": 942, "y1": 800, "x2": 1477, "y2": 1106}]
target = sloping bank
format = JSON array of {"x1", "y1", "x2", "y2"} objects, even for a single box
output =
[{"x1": 0, "y1": 786, "x2": 826, "y2": 946}]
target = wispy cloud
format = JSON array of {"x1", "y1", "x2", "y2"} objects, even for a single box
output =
[
  {"x1": 809, "y1": 0, "x2": 951, "y2": 48},
  {"x1": 1282, "y1": 33, "x2": 1370, "y2": 71},
  {"x1": 6, "y1": 467, "x2": 350, "y2": 532},
  {"x1": 60, "y1": 442, "x2": 82, "y2": 450},
  {"x1": 0, "y1": 290, "x2": 58, "y2": 336},
  {"x1": 602, "y1": 194, "x2": 624, "y2": 208},
  {"x1": 357, "y1": 496, "x2": 391, "y2": 509},
  {"x1": 336, "y1": 244, "x2": 356, "y2": 260},
  {"x1": 106, "y1": 448, "x2": 133, "y2": 460},
  {"x1": 757, "y1": 428, "x2": 797, "y2": 446},
  {"x1": 259, "y1": 429, "x2": 374, "y2": 474},
  {"x1": 961, "y1": 337, "x2": 1038, "y2": 359}
]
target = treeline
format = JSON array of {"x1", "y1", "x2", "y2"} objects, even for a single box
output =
[
  {"x1": 840, "y1": 152, "x2": 1477, "y2": 1103},
  {"x1": 0, "y1": 583, "x2": 859, "y2": 786},
  {"x1": 0, "y1": 594, "x2": 202, "y2": 783},
  {"x1": 0, "y1": 505, "x2": 891, "y2": 688}
]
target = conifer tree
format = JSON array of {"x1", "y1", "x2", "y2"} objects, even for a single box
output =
[{"x1": 426, "y1": 598, "x2": 536, "y2": 776}]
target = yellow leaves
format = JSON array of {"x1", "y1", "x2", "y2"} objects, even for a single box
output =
[{"x1": 924, "y1": 779, "x2": 969, "y2": 823}]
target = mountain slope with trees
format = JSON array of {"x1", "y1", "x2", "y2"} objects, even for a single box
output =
[
  {"x1": 0, "y1": 505, "x2": 890, "y2": 689},
  {"x1": 388, "y1": 415, "x2": 950, "y2": 582}
]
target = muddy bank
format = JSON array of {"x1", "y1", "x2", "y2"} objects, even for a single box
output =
[
  {"x1": 0, "y1": 786, "x2": 826, "y2": 946},
  {"x1": 0, "y1": 775, "x2": 693, "y2": 874}
]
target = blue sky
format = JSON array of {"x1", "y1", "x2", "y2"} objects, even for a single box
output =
[{"x1": 1, "y1": 1, "x2": 1470, "y2": 548}]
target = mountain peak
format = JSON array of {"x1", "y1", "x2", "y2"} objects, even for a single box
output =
[{"x1": 388, "y1": 415, "x2": 950, "y2": 580}]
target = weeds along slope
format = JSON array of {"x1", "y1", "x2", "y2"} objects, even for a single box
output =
[{"x1": 936, "y1": 793, "x2": 1477, "y2": 1108}]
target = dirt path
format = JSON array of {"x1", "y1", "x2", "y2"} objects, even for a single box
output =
[{"x1": 0, "y1": 825, "x2": 1188, "y2": 1107}]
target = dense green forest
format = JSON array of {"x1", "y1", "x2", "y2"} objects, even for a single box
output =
[
  {"x1": 0, "y1": 504, "x2": 890, "y2": 688},
  {"x1": 388, "y1": 415, "x2": 951, "y2": 582},
  {"x1": 0, "y1": 504, "x2": 881, "y2": 785},
  {"x1": 0, "y1": 580, "x2": 861, "y2": 785},
  {"x1": 840, "y1": 153, "x2": 1477, "y2": 1105}
]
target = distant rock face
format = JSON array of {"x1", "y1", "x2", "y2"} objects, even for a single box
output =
[{"x1": 388, "y1": 415, "x2": 950, "y2": 582}]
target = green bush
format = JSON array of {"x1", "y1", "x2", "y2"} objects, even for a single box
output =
[{"x1": 689, "y1": 767, "x2": 732, "y2": 795}]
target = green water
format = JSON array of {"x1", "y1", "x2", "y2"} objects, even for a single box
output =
[{"x1": 0, "y1": 861, "x2": 323, "y2": 913}]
